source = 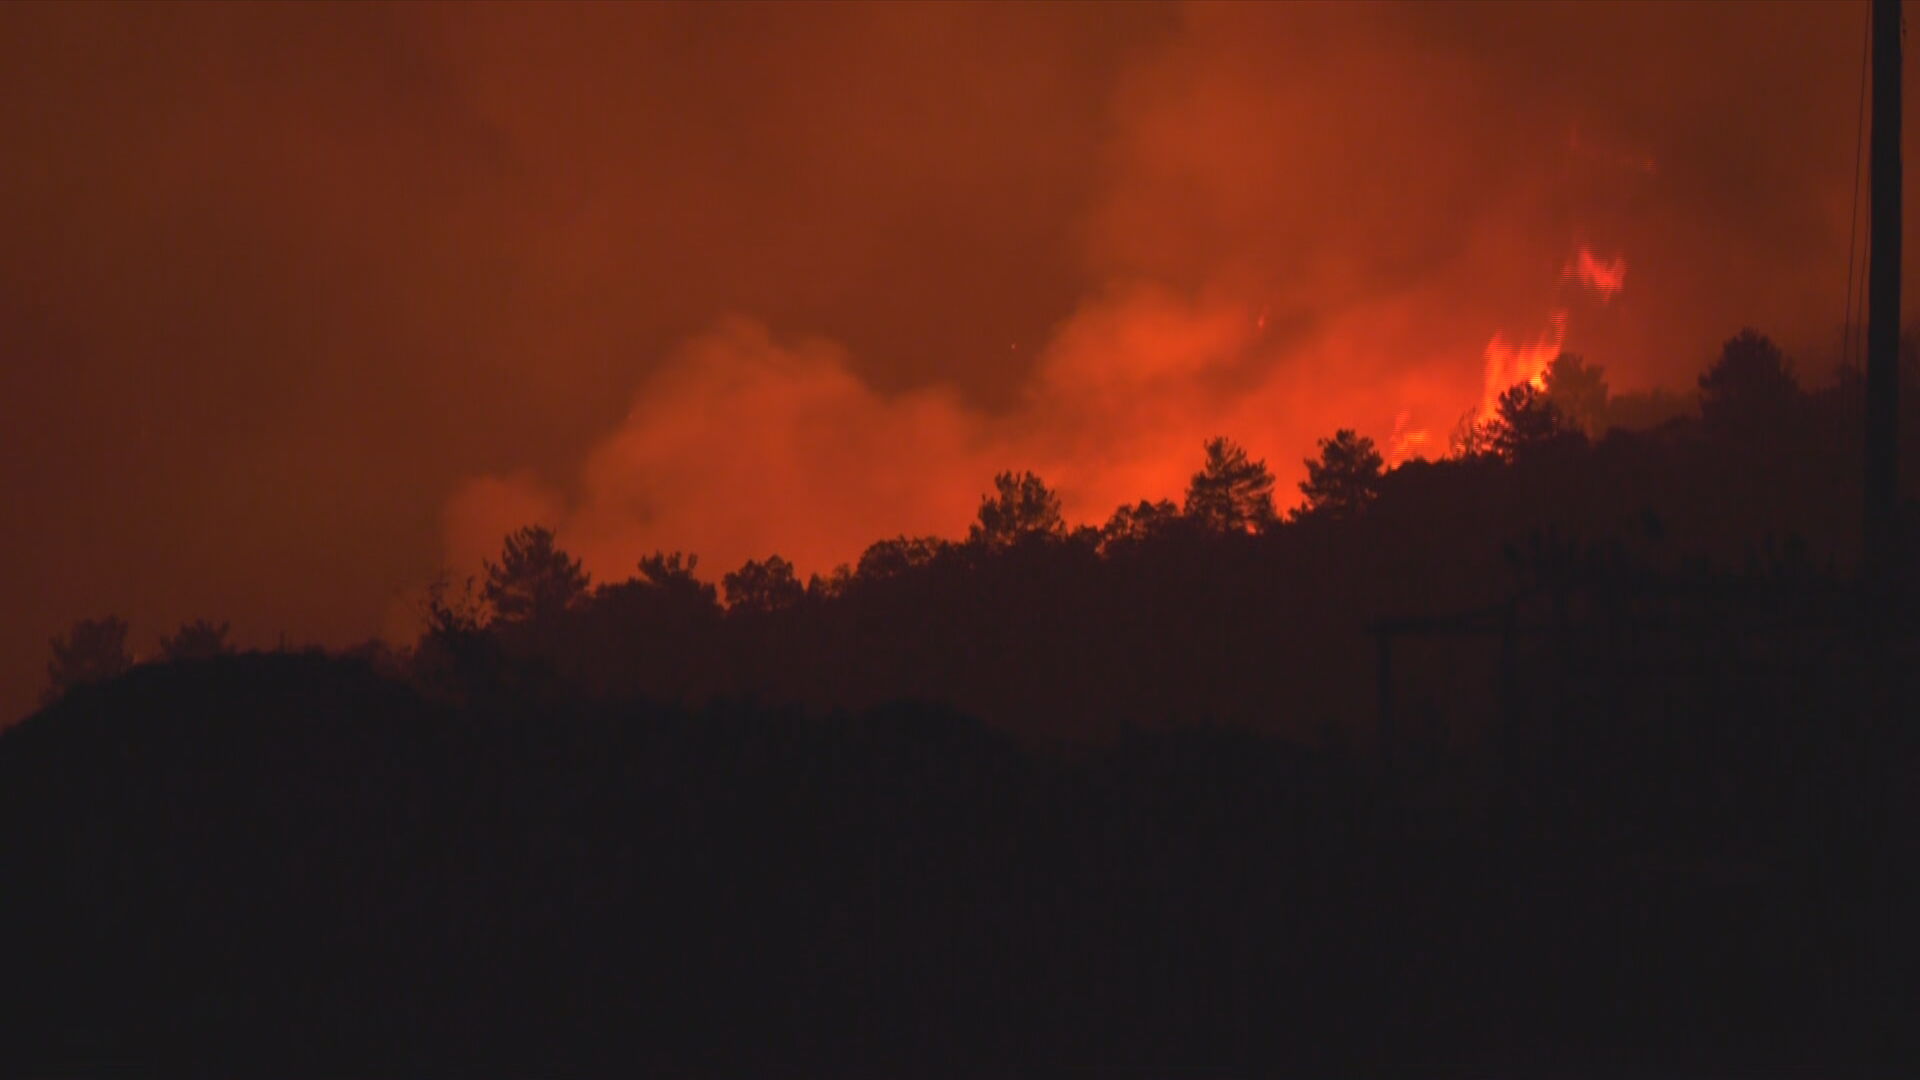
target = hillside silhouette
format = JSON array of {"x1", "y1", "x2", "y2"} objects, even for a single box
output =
[{"x1": 7, "y1": 334, "x2": 1920, "y2": 1073}]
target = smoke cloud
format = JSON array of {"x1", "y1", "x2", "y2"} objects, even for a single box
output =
[
  {"x1": 0, "y1": 2, "x2": 1895, "y2": 717},
  {"x1": 445, "y1": 3, "x2": 1884, "y2": 585}
]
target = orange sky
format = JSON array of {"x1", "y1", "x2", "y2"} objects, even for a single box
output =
[{"x1": 0, "y1": 1, "x2": 1909, "y2": 721}]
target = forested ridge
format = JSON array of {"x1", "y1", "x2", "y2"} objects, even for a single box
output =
[{"x1": 7, "y1": 332, "x2": 1920, "y2": 1073}]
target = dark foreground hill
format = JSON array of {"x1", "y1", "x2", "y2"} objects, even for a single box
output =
[{"x1": 2, "y1": 650, "x2": 1917, "y2": 1075}]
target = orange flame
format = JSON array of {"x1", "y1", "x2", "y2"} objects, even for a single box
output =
[
  {"x1": 1389, "y1": 409, "x2": 1430, "y2": 462},
  {"x1": 1565, "y1": 246, "x2": 1626, "y2": 301},
  {"x1": 1479, "y1": 308, "x2": 1568, "y2": 418},
  {"x1": 1472, "y1": 245, "x2": 1627, "y2": 421}
]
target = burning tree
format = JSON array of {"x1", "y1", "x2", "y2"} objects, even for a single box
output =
[{"x1": 1453, "y1": 383, "x2": 1579, "y2": 461}]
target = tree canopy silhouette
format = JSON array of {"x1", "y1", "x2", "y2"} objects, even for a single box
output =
[
  {"x1": 422, "y1": 573, "x2": 484, "y2": 638},
  {"x1": 45, "y1": 615, "x2": 132, "y2": 702},
  {"x1": 1101, "y1": 498, "x2": 1182, "y2": 547},
  {"x1": 857, "y1": 535, "x2": 949, "y2": 581},
  {"x1": 1698, "y1": 328, "x2": 1800, "y2": 431},
  {"x1": 158, "y1": 618, "x2": 232, "y2": 661},
  {"x1": 1606, "y1": 386, "x2": 1694, "y2": 432},
  {"x1": 1485, "y1": 383, "x2": 1577, "y2": 460},
  {"x1": 723, "y1": 554, "x2": 804, "y2": 613},
  {"x1": 1185, "y1": 437, "x2": 1276, "y2": 533},
  {"x1": 1295, "y1": 429, "x2": 1383, "y2": 520},
  {"x1": 969, "y1": 471, "x2": 1065, "y2": 547},
  {"x1": 482, "y1": 525, "x2": 589, "y2": 625},
  {"x1": 12, "y1": 316, "x2": 1920, "y2": 1073},
  {"x1": 1542, "y1": 352, "x2": 1610, "y2": 436},
  {"x1": 411, "y1": 574, "x2": 494, "y2": 698},
  {"x1": 634, "y1": 550, "x2": 720, "y2": 613}
]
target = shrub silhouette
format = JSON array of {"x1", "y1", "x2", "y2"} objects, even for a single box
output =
[
  {"x1": 45, "y1": 615, "x2": 132, "y2": 703},
  {"x1": 158, "y1": 618, "x2": 233, "y2": 661}
]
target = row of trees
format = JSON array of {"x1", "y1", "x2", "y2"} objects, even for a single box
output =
[
  {"x1": 1451, "y1": 328, "x2": 1810, "y2": 455},
  {"x1": 36, "y1": 327, "x2": 1837, "y2": 711},
  {"x1": 11, "y1": 327, "x2": 1914, "y2": 1073},
  {"x1": 454, "y1": 327, "x2": 1806, "y2": 630},
  {"x1": 460, "y1": 432, "x2": 1315, "y2": 632},
  {"x1": 43, "y1": 617, "x2": 231, "y2": 704}
]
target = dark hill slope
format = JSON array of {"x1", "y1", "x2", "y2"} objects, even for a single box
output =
[{"x1": 1, "y1": 652, "x2": 1914, "y2": 1074}]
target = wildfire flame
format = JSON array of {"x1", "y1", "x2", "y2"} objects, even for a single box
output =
[
  {"x1": 1389, "y1": 409, "x2": 1431, "y2": 462},
  {"x1": 1479, "y1": 308, "x2": 1568, "y2": 418},
  {"x1": 1471, "y1": 245, "x2": 1627, "y2": 421},
  {"x1": 1392, "y1": 241, "x2": 1626, "y2": 460},
  {"x1": 1565, "y1": 246, "x2": 1626, "y2": 301}
]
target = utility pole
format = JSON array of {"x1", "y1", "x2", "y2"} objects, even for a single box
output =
[{"x1": 1865, "y1": 0, "x2": 1902, "y2": 609}]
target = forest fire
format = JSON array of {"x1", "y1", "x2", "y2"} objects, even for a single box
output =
[
  {"x1": 1476, "y1": 246, "x2": 1627, "y2": 420},
  {"x1": 1388, "y1": 409, "x2": 1431, "y2": 462},
  {"x1": 5, "y1": 4, "x2": 1912, "y2": 1073},
  {"x1": 0, "y1": 1, "x2": 1875, "y2": 732},
  {"x1": 1481, "y1": 309, "x2": 1569, "y2": 417}
]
